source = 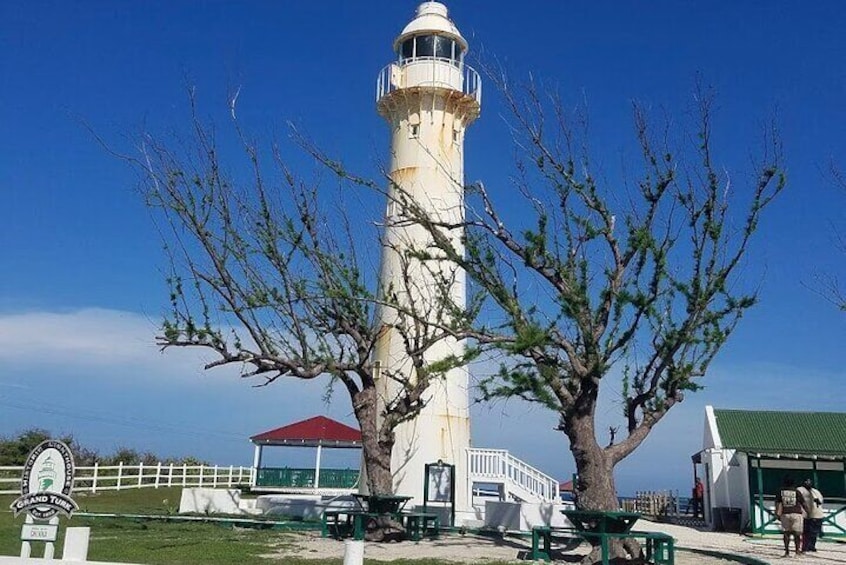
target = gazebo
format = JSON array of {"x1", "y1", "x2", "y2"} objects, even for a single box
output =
[{"x1": 250, "y1": 416, "x2": 362, "y2": 491}]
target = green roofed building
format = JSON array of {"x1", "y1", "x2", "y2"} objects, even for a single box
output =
[{"x1": 693, "y1": 406, "x2": 846, "y2": 536}]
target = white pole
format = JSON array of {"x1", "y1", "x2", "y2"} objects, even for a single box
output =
[
  {"x1": 20, "y1": 514, "x2": 33, "y2": 558},
  {"x1": 92, "y1": 462, "x2": 99, "y2": 493},
  {"x1": 138, "y1": 462, "x2": 144, "y2": 487},
  {"x1": 155, "y1": 462, "x2": 162, "y2": 488},
  {"x1": 169, "y1": 463, "x2": 174, "y2": 487},
  {"x1": 314, "y1": 444, "x2": 323, "y2": 492},
  {"x1": 43, "y1": 516, "x2": 59, "y2": 559},
  {"x1": 62, "y1": 526, "x2": 90, "y2": 561},
  {"x1": 252, "y1": 445, "x2": 263, "y2": 487},
  {"x1": 117, "y1": 462, "x2": 123, "y2": 491},
  {"x1": 343, "y1": 540, "x2": 364, "y2": 565}
]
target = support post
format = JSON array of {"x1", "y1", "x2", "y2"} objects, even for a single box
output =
[
  {"x1": 315, "y1": 444, "x2": 323, "y2": 492},
  {"x1": 62, "y1": 526, "x2": 90, "y2": 561},
  {"x1": 44, "y1": 516, "x2": 59, "y2": 559},
  {"x1": 20, "y1": 515, "x2": 33, "y2": 558},
  {"x1": 253, "y1": 445, "x2": 263, "y2": 487},
  {"x1": 343, "y1": 539, "x2": 364, "y2": 565}
]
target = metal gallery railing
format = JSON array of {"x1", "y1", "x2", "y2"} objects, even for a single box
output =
[{"x1": 376, "y1": 60, "x2": 481, "y2": 105}]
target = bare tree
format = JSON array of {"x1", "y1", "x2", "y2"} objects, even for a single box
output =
[
  {"x1": 335, "y1": 80, "x2": 785, "y2": 562},
  {"x1": 813, "y1": 161, "x2": 846, "y2": 310},
  {"x1": 123, "y1": 97, "x2": 475, "y2": 539}
]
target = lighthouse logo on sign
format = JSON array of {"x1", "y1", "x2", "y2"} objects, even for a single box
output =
[{"x1": 10, "y1": 440, "x2": 78, "y2": 520}]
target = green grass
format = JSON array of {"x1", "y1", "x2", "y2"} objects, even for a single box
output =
[{"x1": 1, "y1": 489, "x2": 516, "y2": 564}]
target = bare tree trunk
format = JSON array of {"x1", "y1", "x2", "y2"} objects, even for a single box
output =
[
  {"x1": 355, "y1": 387, "x2": 393, "y2": 495},
  {"x1": 352, "y1": 386, "x2": 404, "y2": 541},
  {"x1": 568, "y1": 412, "x2": 641, "y2": 564}
]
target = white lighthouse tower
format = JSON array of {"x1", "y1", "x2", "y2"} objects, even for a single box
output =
[{"x1": 373, "y1": 2, "x2": 481, "y2": 517}]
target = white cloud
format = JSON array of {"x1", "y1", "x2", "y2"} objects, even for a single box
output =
[{"x1": 0, "y1": 308, "x2": 221, "y2": 381}]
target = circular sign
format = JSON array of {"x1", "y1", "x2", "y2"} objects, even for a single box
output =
[{"x1": 10, "y1": 440, "x2": 78, "y2": 520}]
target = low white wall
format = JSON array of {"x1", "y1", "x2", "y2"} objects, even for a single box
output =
[
  {"x1": 484, "y1": 501, "x2": 571, "y2": 531},
  {"x1": 178, "y1": 487, "x2": 242, "y2": 514},
  {"x1": 256, "y1": 494, "x2": 356, "y2": 521}
]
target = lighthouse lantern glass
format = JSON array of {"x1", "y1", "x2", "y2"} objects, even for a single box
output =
[{"x1": 398, "y1": 35, "x2": 463, "y2": 67}]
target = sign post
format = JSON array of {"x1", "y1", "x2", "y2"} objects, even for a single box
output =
[
  {"x1": 10, "y1": 440, "x2": 79, "y2": 559},
  {"x1": 422, "y1": 460, "x2": 455, "y2": 528}
]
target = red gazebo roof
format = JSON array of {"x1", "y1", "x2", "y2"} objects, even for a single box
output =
[{"x1": 250, "y1": 416, "x2": 362, "y2": 448}]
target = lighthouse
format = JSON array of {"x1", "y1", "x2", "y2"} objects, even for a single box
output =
[{"x1": 372, "y1": 2, "x2": 481, "y2": 516}]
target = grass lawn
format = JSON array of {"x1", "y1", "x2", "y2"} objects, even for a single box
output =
[{"x1": 1, "y1": 489, "x2": 513, "y2": 564}]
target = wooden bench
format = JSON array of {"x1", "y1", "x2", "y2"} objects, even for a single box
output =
[{"x1": 531, "y1": 525, "x2": 580, "y2": 562}]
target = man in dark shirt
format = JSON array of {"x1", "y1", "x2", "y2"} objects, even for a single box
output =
[
  {"x1": 798, "y1": 478, "x2": 824, "y2": 552},
  {"x1": 692, "y1": 478, "x2": 704, "y2": 518},
  {"x1": 775, "y1": 477, "x2": 804, "y2": 557}
]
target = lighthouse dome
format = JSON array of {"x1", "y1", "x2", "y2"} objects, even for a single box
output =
[{"x1": 394, "y1": 2, "x2": 468, "y2": 55}]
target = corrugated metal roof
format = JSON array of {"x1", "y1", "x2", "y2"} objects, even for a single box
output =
[
  {"x1": 714, "y1": 409, "x2": 846, "y2": 456},
  {"x1": 250, "y1": 416, "x2": 361, "y2": 447}
]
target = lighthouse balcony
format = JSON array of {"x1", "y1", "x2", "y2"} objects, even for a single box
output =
[{"x1": 376, "y1": 60, "x2": 481, "y2": 107}]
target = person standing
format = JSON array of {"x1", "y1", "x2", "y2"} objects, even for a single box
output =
[
  {"x1": 691, "y1": 477, "x2": 705, "y2": 518},
  {"x1": 798, "y1": 478, "x2": 824, "y2": 552},
  {"x1": 775, "y1": 477, "x2": 804, "y2": 558}
]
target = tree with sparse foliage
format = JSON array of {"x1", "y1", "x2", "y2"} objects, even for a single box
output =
[
  {"x1": 322, "y1": 79, "x2": 785, "y2": 562},
  {"x1": 814, "y1": 161, "x2": 846, "y2": 311},
  {"x1": 120, "y1": 96, "x2": 475, "y2": 540}
]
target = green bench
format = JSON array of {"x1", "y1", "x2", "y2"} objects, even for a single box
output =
[
  {"x1": 556, "y1": 510, "x2": 674, "y2": 565},
  {"x1": 579, "y1": 530, "x2": 675, "y2": 565},
  {"x1": 321, "y1": 509, "x2": 355, "y2": 538},
  {"x1": 401, "y1": 511, "x2": 440, "y2": 541},
  {"x1": 530, "y1": 525, "x2": 674, "y2": 564},
  {"x1": 530, "y1": 525, "x2": 580, "y2": 561}
]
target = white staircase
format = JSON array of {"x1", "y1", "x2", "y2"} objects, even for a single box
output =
[{"x1": 467, "y1": 448, "x2": 558, "y2": 503}]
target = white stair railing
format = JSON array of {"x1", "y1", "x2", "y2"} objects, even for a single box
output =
[{"x1": 467, "y1": 448, "x2": 558, "y2": 503}]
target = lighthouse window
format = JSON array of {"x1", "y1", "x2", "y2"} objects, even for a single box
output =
[
  {"x1": 416, "y1": 35, "x2": 436, "y2": 58},
  {"x1": 399, "y1": 35, "x2": 463, "y2": 65},
  {"x1": 435, "y1": 37, "x2": 453, "y2": 60},
  {"x1": 401, "y1": 38, "x2": 414, "y2": 60}
]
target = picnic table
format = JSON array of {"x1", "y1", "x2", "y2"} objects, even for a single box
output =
[
  {"x1": 352, "y1": 494, "x2": 411, "y2": 514},
  {"x1": 559, "y1": 510, "x2": 675, "y2": 565},
  {"x1": 322, "y1": 494, "x2": 439, "y2": 541},
  {"x1": 562, "y1": 510, "x2": 641, "y2": 534}
]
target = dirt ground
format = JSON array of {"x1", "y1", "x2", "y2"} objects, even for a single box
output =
[{"x1": 270, "y1": 520, "x2": 846, "y2": 564}]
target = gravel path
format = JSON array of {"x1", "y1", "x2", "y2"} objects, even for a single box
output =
[{"x1": 270, "y1": 520, "x2": 846, "y2": 564}]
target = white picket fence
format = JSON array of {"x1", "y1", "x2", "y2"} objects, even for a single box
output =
[{"x1": 0, "y1": 463, "x2": 254, "y2": 495}]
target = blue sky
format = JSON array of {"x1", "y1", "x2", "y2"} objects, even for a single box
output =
[{"x1": 1, "y1": 1, "x2": 844, "y2": 495}]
